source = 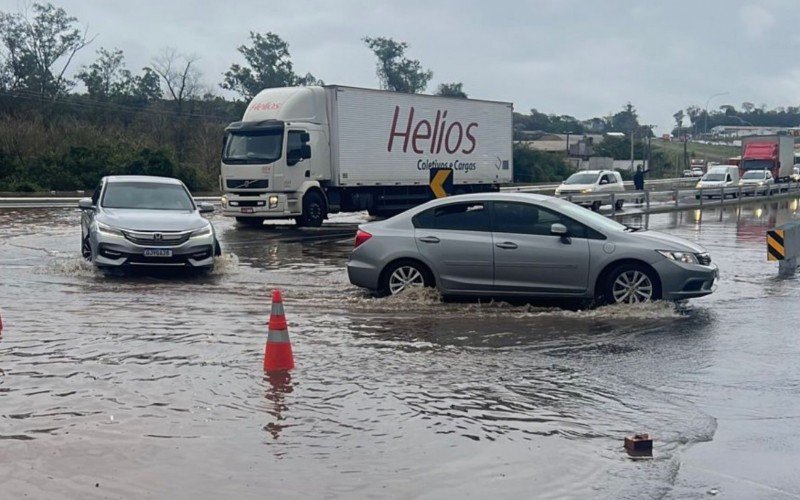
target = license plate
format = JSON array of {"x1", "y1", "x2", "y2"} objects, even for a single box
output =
[
  {"x1": 143, "y1": 248, "x2": 172, "y2": 258},
  {"x1": 241, "y1": 207, "x2": 254, "y2": 214}
]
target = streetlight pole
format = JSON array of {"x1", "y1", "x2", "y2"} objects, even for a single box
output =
[{"x1": 704, "y1": 91, "x2": 729, "y2": 136}]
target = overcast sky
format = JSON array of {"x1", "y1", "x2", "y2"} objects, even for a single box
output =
[{"x1": 3, "y1": 0, "x2": 799, "y2": 132}]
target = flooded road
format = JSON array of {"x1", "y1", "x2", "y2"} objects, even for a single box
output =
[{"x1": 1, "y1": 201, "x2": 800, "y2": 499}]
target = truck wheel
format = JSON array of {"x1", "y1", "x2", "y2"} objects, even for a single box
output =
[
  {"x1": 591, "y1": 201, "x2": 601, "y2": 212},
  {"x1": 298, "y1": 191, "x2": 326, "y2": 227},
  {"x1": 236, "y1": 217, "x2": 264, "y2": 228}
]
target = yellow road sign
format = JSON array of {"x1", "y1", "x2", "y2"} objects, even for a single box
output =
[
  {"x1": 429, "y1": 168, "x2": 453, "y2": 199},
  {"x1": 767, "y1": 229, "x2": 785, "y2": 261}
]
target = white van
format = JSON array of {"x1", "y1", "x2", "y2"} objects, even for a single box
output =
[{"x1": 695, "y1": 165, "x2": 739, "y2": 198}]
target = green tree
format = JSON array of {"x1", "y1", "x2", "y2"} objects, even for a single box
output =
[
  {"x1": 610, "y1": 102, "x2": 639, "y2": 133},
  {"x1": 362, "y1": 36, "x2": 432, "y2": 93},
  {"x1": 436, "y1": 82, "x2": 467, "y2": 98},
  {"x1": 0, "y1": 2, "x2": 94, "y2": 98},
  {"x1": 512, "y1": 143, "x2": 572, "y2": 183},
  {"x1": 76, "y1": 47, "x2": 125, "y2": 99},
  {"x1": 221, "y1": 32, "x2": 320, "y2": 100}
]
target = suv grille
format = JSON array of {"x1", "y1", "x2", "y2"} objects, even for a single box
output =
[
  {"x1": 122, "y1": 230, "x2": 191, "y2": 247},
  {"x1": 226, "y1": 179, "x2": 268, "y2": 189},
  {"x1": 697, "y1": 253, "x2": 711, "y2": 265}
]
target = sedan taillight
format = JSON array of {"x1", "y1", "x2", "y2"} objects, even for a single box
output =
[{"x1": 354, "y1": 229, "x2": 372, "y2": 249}]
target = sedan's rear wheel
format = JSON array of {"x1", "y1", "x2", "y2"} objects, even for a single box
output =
[
  {"x1": 604, "y1": 264, "x2": 660, "y2": 304},
  {"x1": 380, "y1": 260, "x2": 432, "y2": 296}
]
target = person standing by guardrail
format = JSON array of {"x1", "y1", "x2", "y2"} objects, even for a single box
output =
[
  {"x1": 633, "y1": 164, "x2": 649, "y2": 204},
  {"x1": 633, "y1": 164, "x2": 649, "y2": 191}
]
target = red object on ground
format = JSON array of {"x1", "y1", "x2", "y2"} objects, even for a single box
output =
[{"x1": 263, "y1": 290, "x2": 294, "y2": 372}]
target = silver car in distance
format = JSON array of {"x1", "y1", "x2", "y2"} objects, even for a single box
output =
[
  {"x1": 347, "y1": 193, "x2": 718, "y2": 304},
  {"x1": 79, "y1": 175, "x2": 220, "y2": 270}
]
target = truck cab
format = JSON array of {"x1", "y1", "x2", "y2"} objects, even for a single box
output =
[{"x1": 220, "y1": 87, "x2": 330, "y2": 227}]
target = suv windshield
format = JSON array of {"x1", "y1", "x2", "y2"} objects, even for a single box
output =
[
  {"x1": 102, "y1": 182, "x2": 195, "y2": 210},
  {"x1": 743, "y1": 171, "x2": 766, "y2": 180},
  {"x1": 564, "y1": 172, "x2": 600, "y2": 185},
  {"x1": 223, "y1": 129, "x2": 283, "y2": 164},
  {"x1": 703, "y1": 173, "x2": 726, "y2": 181}
]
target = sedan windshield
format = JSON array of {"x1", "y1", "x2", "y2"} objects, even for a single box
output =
[
  {"x1": 102, "y1": 182, "x2": 195, "y2": 210},
  {"x1": 223, "y1": 130, "x2": 283, "y2": 164},
  {"x1": 742, "y1": 171, "x2": 766, "y2": 180},
  {"x1": 564, "y1": 173, "x2": 600, "y2": 185}
]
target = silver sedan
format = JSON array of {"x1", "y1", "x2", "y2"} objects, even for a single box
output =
[
  {"x1": 347, "y1": 193, "x2": 718, "y2": 304},
  {"x1": 79, "y1": 175, "x2": 221, "y2": 270}
]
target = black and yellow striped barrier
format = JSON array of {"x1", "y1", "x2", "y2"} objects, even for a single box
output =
[
  {"x1": 767, "y1": 222, "x2": 800, "y2": 277},
  {"x1": 767, "y1": 229, "x2": 785, "y2": 261}
]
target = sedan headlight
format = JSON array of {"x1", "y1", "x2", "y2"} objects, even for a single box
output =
[
  {"x1": 580, "y1": 188, "x2": 592, "y2": 194},
  {"x1": 657, "y1": 250, "x2": 699, "y2": 264},
  {"x1": 96, "y1": 221, "x2": 124, "y2": 238},
  {"x1": 190, "y1": 224, "x2": 213, "y2": 239}
]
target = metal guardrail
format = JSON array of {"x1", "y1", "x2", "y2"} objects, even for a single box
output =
[{"x1": 559, "y1": 181, "x2": 800, "y2": 216}]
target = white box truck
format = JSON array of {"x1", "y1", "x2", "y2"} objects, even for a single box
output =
[{"x1": 220, "y1": 85, "x2": 513, "y2": 227}]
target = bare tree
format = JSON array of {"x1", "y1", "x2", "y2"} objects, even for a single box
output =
[{"x1": 151, "y1": 48, "x2": 202, "y2": 114}]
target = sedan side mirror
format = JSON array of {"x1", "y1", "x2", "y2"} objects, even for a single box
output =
[
  {"x1": 198, "y1": 202, "x2": 215, "y2": 214},
  {"x1": 78, "y1": 197, "x2": 94, "y2": 210},
  {"x1": 551, "y1": 223, "x2": 571, "y2": 244}
]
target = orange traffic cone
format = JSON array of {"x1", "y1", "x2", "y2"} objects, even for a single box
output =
[{"x1": 263, "y1": 290, "x2": 294, "y2": 372}]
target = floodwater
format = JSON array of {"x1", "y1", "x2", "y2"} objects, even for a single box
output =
[{"x1": 1, "y1": 200, "x2": 800, "y2": 499}]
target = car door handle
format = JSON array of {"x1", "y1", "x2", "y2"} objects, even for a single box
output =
[
  {"x1": 419, "y1": 236, "x2": 440, "y2": 244},
  {"x1": 495, "y1": 242, "x2": 518, "y2": 249}
]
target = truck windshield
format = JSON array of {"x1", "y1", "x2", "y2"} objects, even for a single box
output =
[
  {"x1": 564, "y1": 173, "x2": 599, "y2": 185},
  {"x1": 223, "y1": 130, "x2": 283, "y2": 164},
  {"x1": 742, "y1": 159, "x2": 772, "y2": 171},
  {"x1": 703, "y1": 174, "x2": 726, "y2": 181}
]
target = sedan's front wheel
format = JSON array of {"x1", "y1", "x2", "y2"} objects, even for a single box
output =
[
  {"x1": 81, "y1": 233, "x2": 92, "y2": 260},
  {"x1": 604, "y1": 264, "x2": 660, "y2": 304},
  {"x1": 380, "y1": 260, "x2": 433, "y2": 296}
]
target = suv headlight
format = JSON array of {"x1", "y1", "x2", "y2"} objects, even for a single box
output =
[
  {"x1": 96, "y1": 221, "x2": 124, "y2": 237},
  {"x1": 190, "y1": 224, "x2": 213, "y2": 239},
  {"x1": 657, "y1": 250, "x2": 699, "y2": 264},
  {"x1": 221, "y1": 196, "x2": 228, "y2": 208}
]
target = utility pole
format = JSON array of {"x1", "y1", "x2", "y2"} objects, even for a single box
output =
[{"x1": 630, "y1": 131, "x2": 635, "y2": 171}]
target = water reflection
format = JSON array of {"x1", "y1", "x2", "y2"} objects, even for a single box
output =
[{"x1": 263, "y1": 371, "x2": 293, "y2": 441}]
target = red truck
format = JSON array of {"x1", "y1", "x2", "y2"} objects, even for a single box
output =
[{"x1": 740, "y1": 135, "x2": 795, "y2": 182}]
